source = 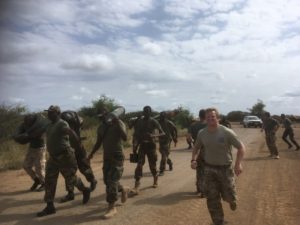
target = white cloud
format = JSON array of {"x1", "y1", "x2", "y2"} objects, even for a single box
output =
[
  {"x1": 80, "y1": 87, "x2": 92, "y2": 94},
  {"x1": 71, "y1": 95, "x2": 83, "y2": 101},
  {"x1": 61, "y1": 54, "x2": 114, "y2": 72},
  {"x1": 8, "y1": 97, "x2": 25, "y2": 103},
  {"x1": 145, "y1": 89, "x2": 169, "y2": 97}
]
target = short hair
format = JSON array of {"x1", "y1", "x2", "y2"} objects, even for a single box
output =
[
  {"x1": 281, "y1": 113, "x2": 285, "y2": 118},
  {"x1": 143, "y1": 105, "x2": 152, "y2": 112},
  {"x1": 264, "y1": 111, "x2": 271, "y2": 118},
  {"x1": 205, "y1": 107, "x2": 220, "y2": 118},
  {"x1": 199, "y1": 109, "x2": 206, "y2": 119}
]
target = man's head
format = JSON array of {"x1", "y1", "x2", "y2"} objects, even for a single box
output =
[
  {"x1": 97, "y1": 107, "x2": 108, "y2": 121},
  {"x1": 159, "y1": 111, "x2": 167, "y2": 121},
  {"x1": 45, "y1": 105, "x2": 61, "y2": 122},
  {"x1": 281, "y1": 113, "x2": 286, "y2": 119},
  {"x1": 264, "y1": 111, "x2": 271, "y2": 118},
  {"x1": 199, "y1": 109, "x2": 206, "y2": 120},
  {"x1": 143, "y1": 105, "x2": 152, "y2": 118},
  {"x1": 205, "y1": 107, "x2": 220, "y2": 128}
]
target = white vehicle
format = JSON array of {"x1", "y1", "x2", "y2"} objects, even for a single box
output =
[{"x1": 243, "y1": 115, "x2": 263, "y2": 128}]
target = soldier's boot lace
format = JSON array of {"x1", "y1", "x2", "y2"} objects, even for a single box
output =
[
  {"x1": 30, "y1": 178, "x2": 41, "y2": 191},
  {"x1": 103, "y1": 203, "x2": 117, "y2": 219},
  {"x1": 60, "y1": 192, "x2": 75, "y2": 203},
  {"x1": 152, "y1": 175, "x2": 158, "y2": 188},
  {"x1": 36, "y1": 202, "x2": 56, "y2": 217}
]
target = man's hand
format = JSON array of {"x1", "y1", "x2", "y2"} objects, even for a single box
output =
[
  {"x1": 191, "y1": 160, "x2": 197, "y2": 170},
  {"x1": 234, "y1": 163, "x2": 243, "y2": 176}
]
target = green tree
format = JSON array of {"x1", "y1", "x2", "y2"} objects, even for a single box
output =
[
  {"x1": 227, "y1": 110, "x2": 248, "y2": 122},
  {"x1": 173, "y1": 106, "x2": 193, "y2": 129},
  {"x1": 248, "y1": 99, "x2": 266, "y2": 117}
]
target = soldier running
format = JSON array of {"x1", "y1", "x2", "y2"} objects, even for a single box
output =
[{"x1": 280, "y1": 114, "x2": 300, "y2": 151}]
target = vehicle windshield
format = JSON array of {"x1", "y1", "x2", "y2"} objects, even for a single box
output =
[{"x1": 246, "y1": 116, "x2": 259, "y2": 120}]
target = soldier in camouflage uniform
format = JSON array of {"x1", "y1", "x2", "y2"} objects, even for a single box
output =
[
  {"x1": 158, "y1": 111, "x2": 177, "y2": 176},
  {"x1": 37, "y1": 105, "x2": 91, "y2": 217},
  {"x1": 187, "y1": 109, "x2": 206, "y2": 196},
  {"x1": 88, "y1": 107, "x2": 128, "y2": 219},
  {"x1": 60, "y1": 111, "x2": 97, "y2": 203},
  {"x1": 131, "y1": 106, "x2": 165, "y2": 194},
  {"x1": 280, "y1": 114, "x2": 300, "y2": 151},
  {"x1": 262, "y1": 112, "x2": 280, "y2": 159},
  {"x1": 191, "y1": 108, "x2": 245, "y2": 225},
  {"x1": 15, "y1": 114, "x2": 46, "y2": 192}
]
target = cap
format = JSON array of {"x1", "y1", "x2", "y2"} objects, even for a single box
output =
[{"x1": 45, "y1": 105, "x2": 61, "y2": 114}]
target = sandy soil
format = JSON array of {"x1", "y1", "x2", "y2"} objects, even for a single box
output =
[{"x1": 1, "y1": 125, "x2": 300, "y2": 225}]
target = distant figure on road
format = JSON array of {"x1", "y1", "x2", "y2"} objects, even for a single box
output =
[
  {"x1": 37, "y1": 105, "x2": 90, "y2": 217},
  {"x1": 158, "y1": 111, "x2": 177, "y2": 176},
  {"x1": 88, "y1": 107, "x2": 129, "y2": 219},
  {"x1": 262, "y1": 112, "x2": 280, "y2": 159},
  {"x1": 14, "y1": 114, "x2": 46, "y2": 192},
  {"x1": 280, "y1": 114, "x2": 300, "y2": 151},
  {"x1": 187, "y1": 109, "x2": 206, "y2": 196},
  {"x1": 191, "y1": 107, "x2": 245, "y2": 225}
]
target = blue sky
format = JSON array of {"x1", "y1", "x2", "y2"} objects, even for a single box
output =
[{"x1": 0, "y1": 0, "x2": 300, "y2": 116}]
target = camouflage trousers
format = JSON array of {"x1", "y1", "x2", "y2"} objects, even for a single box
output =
[
  {"x1": 159, "y1": 141, "x2": 172, "y2": 172},
  {"x1": 203, "y1": 164, "x2": 236, "y2": 225},
  {"x1": 282, "y1": 128, "x2": 300, "y2": 148},
  {"x1": 103, "y1": 154, "x2": 124, "y2": 204},
  {"x1": 75, "y1": 146, "x2": 95, "y2": 183},
  {"x1": 196, "y1": 159, "x2": 205, "y2": 193},
  {"x1": 265, "y1": 133, "x2": 278, "y2": 156},
  {"x1": 23, "y1": 146, "x2": 46, "y2": 183},
  {"x1": 44, "y1": 152, "x2": 86, "y2": 203},
  {"x1": 135, "y1": 142, "x2": 158, "y2": 180}
]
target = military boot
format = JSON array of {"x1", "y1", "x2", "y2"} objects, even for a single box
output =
[
  {"x1": 103, "y1": 203, "x2": 117, "y2": 219},
  {"x1": 131, "y1": 180, "x2": 140, "y2": 195},
  {"x1": 36, "y1": 202, "x2": 56, "y2": 217},
  {"x1": 90, "y1": 179, "x2": 98, "y2": 192},
  {"x1": 60, "y1": 191, "x2": 75, "y2": 203},
  {"x1": 121, "y1": 187, "x2": 129, "y2": 203},
  {"x1": 36, "y1": 182, "x2": 45, "y2": 192},
  {"x1": 82, "y1": 188, "x2": 91, "y2": 204},
  {"x1": 152, "y1": 175, "x2": 158, "y2": 188},
  {"x1": 30, "y1": 178, "x2": 41, "y2": 191}
]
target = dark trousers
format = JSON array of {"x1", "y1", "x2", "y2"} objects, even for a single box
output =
[{"x1": 282, "y1": 128, "x2": 299, "y2": 148}]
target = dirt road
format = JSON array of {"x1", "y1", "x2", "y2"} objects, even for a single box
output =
[{"x1": 1, "y1": 125, "x2": 300, "y2": 225}]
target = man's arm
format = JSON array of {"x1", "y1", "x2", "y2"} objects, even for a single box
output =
[
  {"x1": 88, "y1": 130, "x2": 103, "y2": 160},
  {"x1": 63, "y1": 127, "x2": 81, "y2": 150},
  {"x1": 234, "y1": 142, "x2": 245, "y2": 176}
]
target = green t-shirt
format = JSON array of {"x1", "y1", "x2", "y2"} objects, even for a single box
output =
[
  {"x1": 263, "y1": 118, "x2": 279, "y2": 134},
  {"x1": 97, "y1": 120, "x2": 127, "y2": 160},
  {"x1": 134, "y1": 117, "x2": 163, "y2": 143},
  {"x1": 46, "y1": 119, "x2": 71, "y2": 156},
  {"x1": 194, "y1": 125, "x2": 242, "y2": 165}
]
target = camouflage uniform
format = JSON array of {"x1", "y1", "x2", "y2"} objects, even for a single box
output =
[
  {"x1": 44, "y1": 119, "x2": 88, "y2": 203},
  {"x1": 194, "y1": 125, "x2": 242, "y2": 225},
  {"x1": 158, "y1": 118, "x2": 177, "y2": 173},
  {"x1": 281, "y1": 116, "x2": 300, "y2": 150},
  {"x1": 188, "y1": 121, "x2": 206, "y2": 194},
  {"x1": 263, "y1": 117, "x2": 279, "y2": 156},
  {"x1": 96, "y1": 119, "x2": 127, "y2": 203},
  {"x1": 134, "y1": 117, "x2": 163, "y2": 181}
]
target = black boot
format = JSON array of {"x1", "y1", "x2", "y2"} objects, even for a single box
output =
[
  {"x1": 36, "y1": 202, "x2": 56, "y2": 217},
  {"x1": 60, "y1": 191, "x2": 75, "y2": 203},
  {"x1": 30, "y1": 178, "x2": 41, "y2": 191},
  {"x1": 82, "y1": 188, "x2": 91, "y2": 204},
  {"x1": 90, "y1": 179, "x2": 97, "y2": 192}
]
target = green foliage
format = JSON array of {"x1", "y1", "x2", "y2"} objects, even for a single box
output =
[
  {"x1": 79, "y1": 95, "x2": 120, "y2": 118},
  {"x1": 226, "y1": 111, "x2": 248, "y2": 122},
  {"x1": 248, "y1": 99, "x2": 266, "y2": 118},
  {"x1": 0, "y1": 104, "x2": 27, "y2": 140},
  {"x1": 173, "y1": 106, "x2": 193, "y2": 129}
]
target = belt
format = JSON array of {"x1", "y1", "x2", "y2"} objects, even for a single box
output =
[{"x1": 204, "y1": 162, "x2": 231, "y2": 169}]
